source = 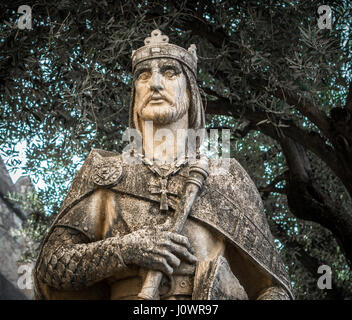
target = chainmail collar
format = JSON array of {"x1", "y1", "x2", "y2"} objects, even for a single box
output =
[{"x1": 135, "y1": 152, "x2": 189, "y2": 179}]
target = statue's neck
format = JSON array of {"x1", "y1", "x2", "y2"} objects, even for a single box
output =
[{"x1": 139, "y1": 113, "x2": 188, "y2": 165}]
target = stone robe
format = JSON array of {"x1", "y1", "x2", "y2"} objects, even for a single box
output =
[{"x1": 34, "y1": 148, "x2": 293, "y2": 300}]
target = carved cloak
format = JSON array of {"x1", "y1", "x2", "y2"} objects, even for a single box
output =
[{"x1": 34, "y1": 148, "x2": 293, "y2": 299}]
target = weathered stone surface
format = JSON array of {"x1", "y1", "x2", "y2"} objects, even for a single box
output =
[
  {"x1": 0, "y1": 273, "x2": 27, "y2": 300},
  {"x1": 0, "y1": 157, "x2": 34, "y2": 300},
  {"x1": 193, "y1": 255, "x2": 249, "y2": 300},
  {"x1": 34, "y1": 30, "x2": 293, "y2": 300}
]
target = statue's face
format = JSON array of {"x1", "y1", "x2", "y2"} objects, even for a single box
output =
[{"x1": 134, "y1": 58, "x2": 189, "y2": 125}]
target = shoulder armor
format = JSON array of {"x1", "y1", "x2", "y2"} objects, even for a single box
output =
[
  {"x1": 59, "y1": 148, "x2": 123, "y2": 216},
  {"x1": 53, "y1": 148, "x2": 124, "y2": 239},
  {"x1": 91, "y1": 153, "x2": 123, "y2": 187}
]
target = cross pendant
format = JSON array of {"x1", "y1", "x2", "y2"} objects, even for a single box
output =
[{"x1": 149, "y1": 177, "x2": 178, "y2": 211}]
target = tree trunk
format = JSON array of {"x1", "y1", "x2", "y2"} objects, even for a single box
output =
[{"x1": 279, "y1": 137, "x2": 352, "y2": 266}]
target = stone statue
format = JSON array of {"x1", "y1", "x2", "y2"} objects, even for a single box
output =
[{"x1": 33, "y1": 30, "x2": 293, "y2": 300}]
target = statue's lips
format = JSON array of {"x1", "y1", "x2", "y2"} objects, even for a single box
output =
[{"x1": 148, "y1": 97, "x2": 167, "y2": 105}]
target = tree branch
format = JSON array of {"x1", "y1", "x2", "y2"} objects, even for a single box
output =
[
  {"x1": 274, "y1": 87, "x2": 331, "y2": 136},
  {"x1": 204, "y1": 92, "x2": 344, "y2": 189},
  {"x1": 247, "y1": 78, "x2": 331, "y2": 136},
  {"x1": 279, "y1": 137, "x2": 352, "y2": 266},
  {"x1": 259, "y1": 171, "x2": 287, "y2": 199},
  {"x1": 182, "y1": 13, "x2": 332, "y2": 138}
]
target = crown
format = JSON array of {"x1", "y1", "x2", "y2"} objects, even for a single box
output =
[{"x1": 131, "y1": 29, "x2": 198, "y2": 77}]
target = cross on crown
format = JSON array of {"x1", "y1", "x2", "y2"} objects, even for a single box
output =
[
  {"x1": 144, "y1": 29, "x2": 169, "y2": 46},
  {"x1": 132, "y1": 29, "x2": 198, "y2": 77}
]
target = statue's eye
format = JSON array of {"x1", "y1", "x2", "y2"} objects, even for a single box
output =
[
  {"x1": 138, "y1": 72, "x2": 151, "y2": 80},
  {"x1": 164, "y1": 69, "x2": 176, "y2": 79}
]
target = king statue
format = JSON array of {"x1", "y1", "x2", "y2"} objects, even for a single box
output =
[{"x1": 33, "y1": 30, "x2": 293, "y2": 300}]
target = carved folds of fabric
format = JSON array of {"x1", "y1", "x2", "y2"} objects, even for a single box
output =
[
  {"x1": 192, "y1": 255, "x2": 248, "y2": 300},
  {"x1": 34, "y1": 148, "x2": 293, "y2": 299}
]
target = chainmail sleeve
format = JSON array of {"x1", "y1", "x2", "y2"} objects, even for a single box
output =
[{"x1": 36, "y1": 226, "x2": 127, "y2": 291}]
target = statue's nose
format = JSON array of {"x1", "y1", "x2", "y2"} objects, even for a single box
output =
[{"x1": 150, "y1": 72, "x2": 163, "y2": 91}]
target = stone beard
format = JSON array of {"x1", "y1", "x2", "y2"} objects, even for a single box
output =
[{"x1": 33, "y1": 29, "x2": 294, "y2": 301}]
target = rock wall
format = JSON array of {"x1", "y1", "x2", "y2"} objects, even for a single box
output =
[{"x1": 0, "y1": 157, "x2": 34, "y2": 299}]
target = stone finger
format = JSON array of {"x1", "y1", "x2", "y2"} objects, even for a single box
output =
[
  {"x1": 154, "y1": 248, "x2": 181, "y2": 269},
  {"x1": 154, "y1": 256, "x2": 173, "y2": 276},
  {"x1": 167, "y1": 232, "x2": 192, "y2": 250},
  {"x1": 162, "y1": 241, "x2": 197, "y2": 264}
]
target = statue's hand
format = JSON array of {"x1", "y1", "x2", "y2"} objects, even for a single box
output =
[{"x1": 119, "y1": 228, "x2": 197, "y2": 276}]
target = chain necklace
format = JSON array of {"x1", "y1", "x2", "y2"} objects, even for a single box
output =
[{"x1": 134, "y1": 152, "x2": 188, "y2": 211}]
